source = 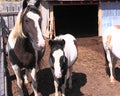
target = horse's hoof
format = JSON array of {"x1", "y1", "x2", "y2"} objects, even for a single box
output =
[
  {"x1": 24, "y1": 79, "x2": 29, "y2": 84},
  {"x1": 61, "y1": 93, "x2": 65, "y2": 96},
  {"x1": 110, "y1": 79, "x2": 117, "y2": 83},
  {"x1": 55, "y1": 93, "x2": 59, "y2": 96}
]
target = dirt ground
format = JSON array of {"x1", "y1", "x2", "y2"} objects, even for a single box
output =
[{"x1": 5, "y1": 36, "x2": 120, "y2": 96}]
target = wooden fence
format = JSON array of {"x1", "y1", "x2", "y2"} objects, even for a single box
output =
[{"x1": 0, "y1": 1, "x2": 22, "y2": 30}]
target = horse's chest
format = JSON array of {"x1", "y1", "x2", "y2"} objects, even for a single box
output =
[{"x1": 9, "y1": 39, "x2": 36, "y2": 68}]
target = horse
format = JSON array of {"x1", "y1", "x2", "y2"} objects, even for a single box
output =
[
  {"x1": 49, "y1": 34, "x2": 78, "y2": 96},
  {"x1": 7, "y1": 0, "x2": 45, "y2": 95},
  {"x1": 102, "y1": 25, "x2": 120, "y2": 83}
]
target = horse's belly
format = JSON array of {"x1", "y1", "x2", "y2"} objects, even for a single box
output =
[
  {"x1": 111, "y1": 38, "x2": 120, "y2": 58},
  {"x1": 112, "y1": 45, "x2": 120, "y2": 59},
  {"x1": 65, "y1": 46, "x2": 77, "y2": 66}
]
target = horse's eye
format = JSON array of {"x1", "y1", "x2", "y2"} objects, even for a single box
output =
[
  {"x1": 51, "y1": 66, "x2": 54, "y2": 70},
  {"x1": 38, "y1": 19, "x2": 41, "y2": 24}
]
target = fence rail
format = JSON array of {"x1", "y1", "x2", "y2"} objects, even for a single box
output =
[
  {"x1": 0, "y1": 12, "x2": 18, "y2": 16},
  {"x1": 0, "y1": 12, "x2": 18, "y2": 31}
]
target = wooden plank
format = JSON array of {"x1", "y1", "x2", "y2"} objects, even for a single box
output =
[
  {"x1": 49, "y1": 4, "x2": 55, "y2": 39},
  {"x1": 98, "y1": 7, "x2": 102, "y2": 36},
  {"x1": 0, "y1": 12, "x2": 18, "y2": 16},
  {"x1": 47, "y1": 1, "x2": 99, "y2": 5},
  {"x1": 46, "y1": 0, "x2": 120, "y2": 1},
  {"x1": 46, "y1": 0, "x2": 120, "y2": 5}
]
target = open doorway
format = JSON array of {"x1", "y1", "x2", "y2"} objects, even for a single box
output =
[{"x1": 54, "y1": 5, "x2": 98, "y2": 38}]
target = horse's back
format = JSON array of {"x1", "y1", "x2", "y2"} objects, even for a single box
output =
[{"x1": 57, "y1": 34, "x2": 78, "y2": 66}]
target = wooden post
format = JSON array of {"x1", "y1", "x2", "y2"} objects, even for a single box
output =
[
  {"x1": 49, "y1": 3, "x2": 55, "y2": 39},
  {"x1": 98, "y1": 6, "x2": 102, "y2": 36}
]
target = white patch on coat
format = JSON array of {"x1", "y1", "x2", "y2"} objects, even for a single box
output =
[
  {"x1": 52, "y1": 49, "x2": 64, "y2": 78},
  {"x1": 103, "y1": 26, "x2": 120, "y2": 58},
  {"x1": 28, "y1": 0, "x2": 36, "y2": 5},
  {"x1": 27, "y1": 11, "x2": 45, "y2": 47}
]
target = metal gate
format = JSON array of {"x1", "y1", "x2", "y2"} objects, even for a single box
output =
[{"x1": 0, "y1": 11, "x2": 19, "y2": 96}]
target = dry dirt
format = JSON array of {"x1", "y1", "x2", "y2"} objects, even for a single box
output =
[{"x1": 5, "y1": 36, "x2": 120, "y2": 96}]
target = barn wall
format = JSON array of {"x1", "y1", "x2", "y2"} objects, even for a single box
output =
[{"x1": 99, "y1": 2, "x2": 120, "y2": 36}]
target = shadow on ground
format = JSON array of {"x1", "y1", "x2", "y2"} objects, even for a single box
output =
[{"x1": 36, "y1": 68, "x2": 87, "y2": 96}]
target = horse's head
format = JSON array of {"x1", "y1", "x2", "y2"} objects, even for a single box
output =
[
  {"x1": 49, "y1": 39, "x2": 68, "y2": 79},
  {"x1": 21, "y1": 0, "x2": 45, "y2": 50}
]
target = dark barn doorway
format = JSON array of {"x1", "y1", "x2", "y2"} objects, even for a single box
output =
[{"x1": 54, "y1": 5, "x2": 98, "y2": 38}]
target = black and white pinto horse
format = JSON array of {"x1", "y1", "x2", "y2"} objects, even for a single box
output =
[
  {"x1": 7, "y1": 0, "x2": 45, "y2": 95},
  {"x1": 102, "y1": 26, "x2": 120, "y2": 83},
  {"x1": 49, "y1": 34, "x2": 78, "y2": 96}
]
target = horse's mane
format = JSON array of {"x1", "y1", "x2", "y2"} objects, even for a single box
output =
[{"x1": 11, "y1": 9, "x2": 26, "y2": 39}]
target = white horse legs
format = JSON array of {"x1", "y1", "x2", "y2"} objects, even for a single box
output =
[
  {"x1": 54, "y1": 80, "x2": 59, "y2": 96},
  {"x1": 31, "y1": 68, "x2": 38, "y2": 96},
  {"x1": 105, "y1": 49, "x2": 117, "y2": 82},
  {"x1": 12, "y1": 64, "x2": 24, "y2": 96},
  {"x1": 12, "y1": 64, "x2": 38, "y2": 96}
]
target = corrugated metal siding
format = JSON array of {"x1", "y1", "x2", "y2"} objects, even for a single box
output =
[{"x1": 99, "y1": 2, "x2": 120, "y2": 35}]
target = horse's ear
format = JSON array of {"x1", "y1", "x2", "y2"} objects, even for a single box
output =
[
  {"x1": 23, "y1": 0, "x2": 28, "y2": 9},
  {"x1": 35, "y1": 0, "x2": 41, "y2": 8}
]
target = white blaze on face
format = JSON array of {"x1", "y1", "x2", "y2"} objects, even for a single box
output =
[
  {"x1": 52, "y1": 49, "x2": 64, "y2": 78},
  {"x1": 27, "y1": 11, "x2": 45, "y2": 47}
]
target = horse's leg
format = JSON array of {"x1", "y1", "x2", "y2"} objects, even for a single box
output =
[
  {"x1": 54, "y1": 80, "x2": 59, "y2": 96},
  {"x1": 24, "y1": 69, "x2": 29, "y2": 84},
  {"x1": 112, "y1": 56, "x2": 118, "y2": 80},
  {"x1": 31, "y1": 68, "x2": 38, "y2": 96},
  {"x1": 105, "y1": 49, "x2": 116, "y2": 82},
  {"x1": 68, "y1": 66, "x2": 72, "y2": 89},
  {"x1": 12, "y1": 64, "x2": 24, "y2": 96},
  {"x1": 61, "y1": 76, "x2": 67, "y2": 96}
]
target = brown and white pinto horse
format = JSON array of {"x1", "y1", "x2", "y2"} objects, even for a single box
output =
[
  {"x1": 7, "y1": 0, "x2": 45, "y2": 96},
  {"x1": 49, "y1": 34, "x2": 78, "y2": 96}
]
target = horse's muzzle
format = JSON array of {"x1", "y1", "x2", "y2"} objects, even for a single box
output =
[
  {"x1": 54, "y1": 72, "x2": 62, "y2": 79},
  {"x1": 36, "y1": 41, "x2": 45, "y2": 51}
]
